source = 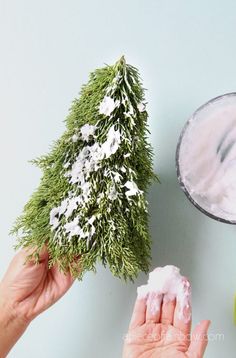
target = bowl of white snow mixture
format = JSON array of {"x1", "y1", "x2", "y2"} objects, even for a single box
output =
[{"x1": 176, "y1": 92, "x2": 236, "y2": 224}]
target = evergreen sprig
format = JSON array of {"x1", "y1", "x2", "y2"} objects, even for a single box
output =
[{"x1": 11, "y1": 56, "x2": 158, "y2": 281}]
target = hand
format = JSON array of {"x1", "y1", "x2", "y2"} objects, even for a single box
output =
[
  {"x1": 0, "y1": 247, "x2": 75, "y2": 357},
  {"x1": 123, "y1": 283, "x2": 210, "y2": 358}
]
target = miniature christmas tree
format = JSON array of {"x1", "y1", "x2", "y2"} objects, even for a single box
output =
[{"x1": 12, "y1": 56, "x2": 158, "y2": 281}]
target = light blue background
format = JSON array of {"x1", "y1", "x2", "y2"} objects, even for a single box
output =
[{"x1": 0, "y1": 1, "x2": 236, "y2": 357}]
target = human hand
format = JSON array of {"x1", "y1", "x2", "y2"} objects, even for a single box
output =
[
  {"x1": 0, "y1": 247, "x2": 75, "y2": 323},
  {"x1": 0, "y1": 247, "x2": 75, "y2": 357},
  {"x1": 123, "y1": 280, "x2": 210, "y2": 358}
]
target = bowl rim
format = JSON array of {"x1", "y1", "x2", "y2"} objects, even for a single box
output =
[{"x1": 175, "y1": 92, "x2": 236, "y2": 225}]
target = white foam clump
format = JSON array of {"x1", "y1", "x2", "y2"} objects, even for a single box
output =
[
  {"x1": 137, "y1": 265, "x2": 191, "y2": 322},
  {"x1": 80, "y1": 124, "x2": 97, "y2": 141},
  {"x1": 124, "y1": 180, "x2": 143, "y2": 197},
  {"x1": 99, "y1": 96, "x2": 120, "y2": 117}
]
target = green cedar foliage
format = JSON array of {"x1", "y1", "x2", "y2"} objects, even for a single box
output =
[{"x1": 11, "y1": 56, "x2": 158, "y2": 281}]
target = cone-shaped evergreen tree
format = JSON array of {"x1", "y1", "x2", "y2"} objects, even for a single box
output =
[{"x1": 12, "y1": 56, "x2": 158, "y2": 280}]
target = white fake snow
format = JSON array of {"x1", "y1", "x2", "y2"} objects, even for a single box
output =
[
  {"x1": 137, "y1": 265, "x2": 191, "y2": 323},
  {"x1": 99, "y1": 96, "x2": 120, "y2": 117}
]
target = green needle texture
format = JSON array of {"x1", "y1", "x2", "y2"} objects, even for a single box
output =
[{"x1": 11, "y1": 56, "x2": 158, "y2": 281}]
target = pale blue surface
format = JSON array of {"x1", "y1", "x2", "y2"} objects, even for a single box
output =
[{"x1": 0, "y1": 1, "x2": 236, "y2": 357}]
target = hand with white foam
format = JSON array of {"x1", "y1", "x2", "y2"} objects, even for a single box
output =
[{"x1": 123, "y1": 265, "x2": 210, "y2": 358}]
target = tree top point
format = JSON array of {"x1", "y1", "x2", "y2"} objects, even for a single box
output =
[{"x1": 116, "y1": 55, "x2": 126, "y2": 67}]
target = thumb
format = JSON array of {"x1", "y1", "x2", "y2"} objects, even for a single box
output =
[
  {"x1": 37, "y1": 245, "x2": 49, "y2": 262},
  {"x1": 186, "y1": 320, "x2": 211, "y2": 358},
  {"x1": 24, "y1": 245, "x2": 49, "y2": 263}
]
